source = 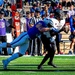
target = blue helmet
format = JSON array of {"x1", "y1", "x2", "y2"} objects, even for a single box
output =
[{"x1": 44, "y1": 18, "x2": 53, "y2": 27}]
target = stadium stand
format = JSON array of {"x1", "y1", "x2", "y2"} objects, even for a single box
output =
[
  {"x1": 3, "y1": 0, "x2": 75, "y2": 55},
  {"x1": 60, "y1": 31, "x2": 71, "y2": 54}
]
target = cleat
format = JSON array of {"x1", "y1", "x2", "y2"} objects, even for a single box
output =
[
  {"x1": 37, "y1": 65, "x2": 43, "y2": 70},
  {"x1": 48, "y1": 62, "x2": 57, "y2": 68},
  {"x1": 2, "y1": 60, "x2": 8, "y2": 70},
  {"x1": 68, "y1": 51, "x2": 73, "y2": 55}
]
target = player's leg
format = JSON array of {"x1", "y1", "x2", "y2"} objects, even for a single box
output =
[
  {"x1": 10, "y1": 33, "x2": 30, "y2": 48},
  {"x1": 48, "y1": 50, "x2": 57, "y2": 68},
  {"x1": 38, "y1": 45, "x2": 50, "y2": 70},
  {"x1": 38, "y1": 53, "x2": 49, "y2": 70},
  {"x1": 48, "y1": 43, "x2": 57, "y2": 68},
  {"x1": 0, "y1": 32, "x2": 29, "y2": 48},
  {"x1": 56, "y1": 33, "x2": 63, "y2": 54},
  {"x1": 2, "y1": 40, "x2": 30, "y2": 70}
]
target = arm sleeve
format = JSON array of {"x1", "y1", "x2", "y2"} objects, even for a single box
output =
[{"x1": 69, "y1": 16, "x2": 75, "y2": 32}]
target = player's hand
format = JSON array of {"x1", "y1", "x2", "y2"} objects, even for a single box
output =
[{"x1": 73, "y1": 30, "x2": 75, "y2": 35}]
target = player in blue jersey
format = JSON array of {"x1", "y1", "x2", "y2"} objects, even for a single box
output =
[{"x1": 0, "y1": 19, "x2": 53, "y2": 70}]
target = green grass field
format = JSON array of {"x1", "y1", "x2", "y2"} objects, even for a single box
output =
[{"x1": 0, "y1": 55, "x2": 75, "y2": 75}]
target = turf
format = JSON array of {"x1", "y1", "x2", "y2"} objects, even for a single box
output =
[{"x1": 0, "y1": 55, "x2": 75, "y2": 75}]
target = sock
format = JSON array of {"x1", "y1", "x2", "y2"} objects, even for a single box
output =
[
  {"x1": 6, "y1": 53, "x2": 20, "y2": 63},
  {"x1": 0, "y1": 42, "x2": 7, "y2": 48}
]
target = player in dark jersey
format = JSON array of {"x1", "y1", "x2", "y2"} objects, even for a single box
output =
[{"x1": 38, "y1": 8, "x2": 69, "y2": 70}]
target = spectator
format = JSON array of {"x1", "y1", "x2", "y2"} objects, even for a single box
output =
[
  {"x1": 28, "y1": 0, "x2": 31, "y2": 5},
  {"x1": 36, "y1": 1, "x2": 42, "y2": 11},
  {"x1": 6, "y1": 17, "x2": 14, "y2": 55},
  {"x1": 67, "y1": 4, "x2": 75, "y2": 18},
  {"x1": 67, "y1": 4, "x2": 75, "y2": 54},
  {"x1": 0, "y1": 3, "x2": 7, "y2": 17},
  {"x1": 67, "y1": 0, "x2": 71, "y2": 9},
  {"x1": 30, "y1": 3, "x2": 37, "y2": 13},
  {"x1": 62, "y1": 0, "x2": 67, "y2": 9},
  {"x1": 5, "y1": 5, "x2": 12, "y2": 17},
  {"x1": 25, "y1": 11, "x2": 32, "y2": 31},
  {"x1": 40, "y1": 4, "x2": 50, "y2": 18},
  {"x1": 30, "y1": 8, "x2": 42, "y2": 56},
  {"x1": 25, "y1": 11, "x2": 32, "y2": 55},
  {"x1": 0, "y1": 10, "x2": 14, "y2": 55},
  {"x1": 28, "y1": 0, "x2": 37, "y2": 5},
  {"x1": 30, "y1": 10, "x2": 35, "y2": 20},
  {"x1": 71, "y1": 0, "x2": 75, "y2": 6},
  {"x1": 55, "y1": 32, "x2": 63, "y2": 54},
  {"x1": 69, "y1": 15, "x2": 75, "y2": 54},
  {"x1": 20, "y1": 12, "x2": 26, "y2": 33},
  {"x1": 29, "y1": 10, "x2": 35, "y2": 56},
  {"x1": 4, "y1": 0, "x2": 11, "y2": 10}
]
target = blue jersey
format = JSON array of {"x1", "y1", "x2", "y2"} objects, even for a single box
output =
[
  {"x1": 27, "y1": 21, "x2": 47, "y2": 39},
  {"x1": 69, "y1": 16, "x2": 75, "y2": 32}
]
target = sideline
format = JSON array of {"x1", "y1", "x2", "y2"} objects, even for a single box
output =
[{"x1": 0, "y1": 54, "x2": 75, "y2": 57}]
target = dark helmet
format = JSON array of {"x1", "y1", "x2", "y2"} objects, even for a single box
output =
[{"x1": 54, "y1": 8, "x2": 65, "y2": 20}]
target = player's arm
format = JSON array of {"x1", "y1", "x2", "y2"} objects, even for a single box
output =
[
  {"x1": 38, "y1": 26, "x2": 59, "y2": 33},
  {"x1": 38, "y1": 27, "x2": 51, "y2": 32}
]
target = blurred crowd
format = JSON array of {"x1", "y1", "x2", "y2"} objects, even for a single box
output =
[
  {"x1": 0, "y1": 0, "x2": 75, "y2": 17},
  {"x1": 0, "y1": 0, "x2": 75, "y2": 56}
]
